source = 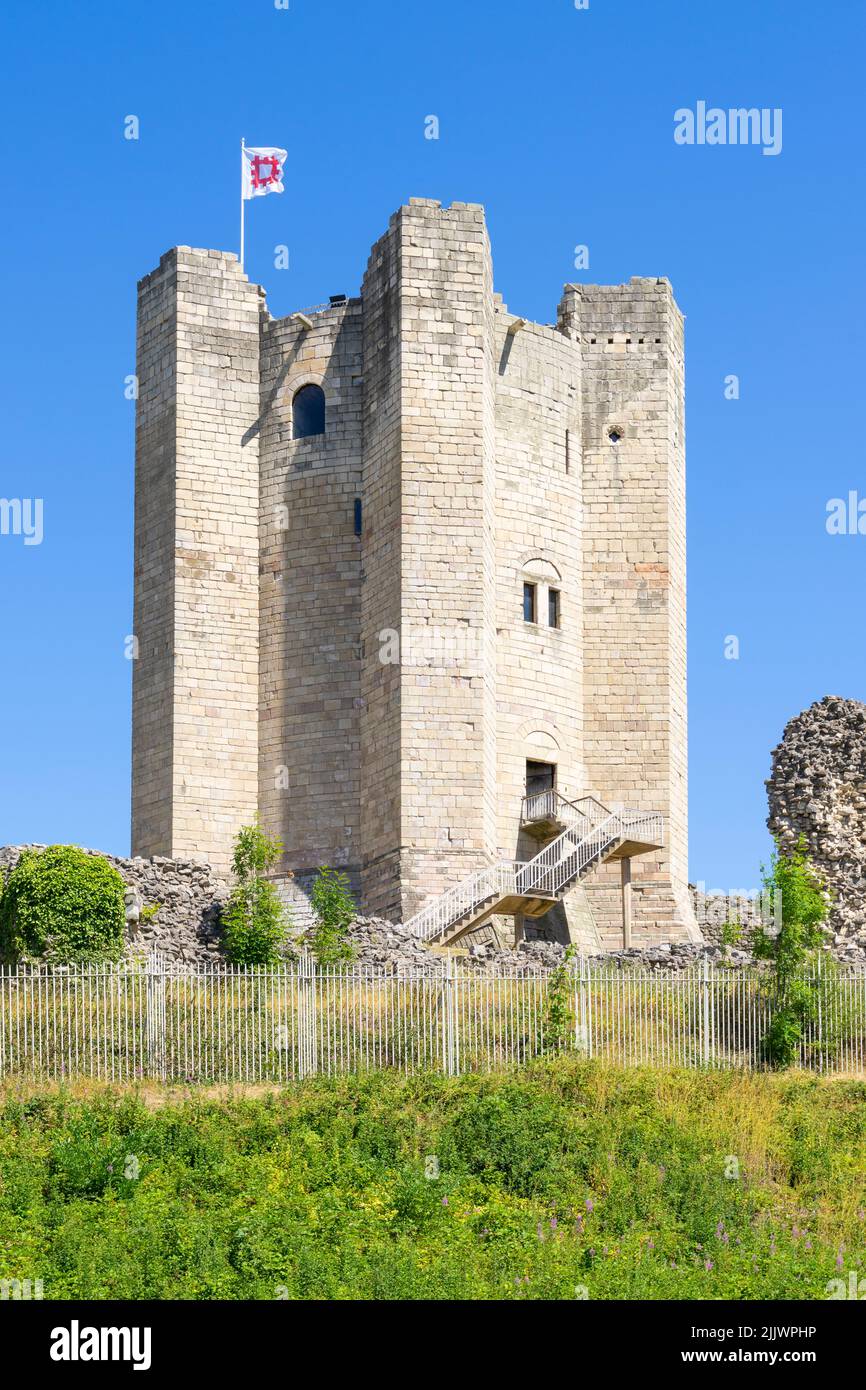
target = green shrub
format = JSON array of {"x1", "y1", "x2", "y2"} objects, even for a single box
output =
[
  {"x1": 307, "y1": 866, "x2": 356, "y2": 965},
  {"x1": 223, "y1": 823, "x2": 291, "y2": 966},
  {"x1": 0, "y1": 846, "x2": 125, "y2": 964}
]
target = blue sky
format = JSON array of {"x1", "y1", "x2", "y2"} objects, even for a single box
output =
[{"x1": 0, "y1": 0, "x2": 863, "y2": 891}]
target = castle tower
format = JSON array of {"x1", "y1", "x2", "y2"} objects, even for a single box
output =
[
  {"x1": 132, "y1": 249, "x2": 262, "y2": 874},
  {"x1": 557, "y1": 280, "x2": 695, "y2": 943},
  {"x1": 359, "y1": 201, "x2": 499, "y2": 920},
  {"x1": 131, "y1": 202, "x2": 699, "y2": 945}
]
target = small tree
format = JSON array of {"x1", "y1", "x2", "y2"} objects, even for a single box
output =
[
  {"x1": 538, "y1": 945, "x2": 577, "y2": 1054},
  {"x1": 752, "y1": 836, "x2": 830, "y2": 1067},
  {"x1": 223, "y1": 823, "x2": 291, "y2": 966},
  {"x1": 720, "y1": 918, "x2": 743, "y2": 949},
  {"x1": 307, "y1": 866, "x2": 356, "y2": 965}
]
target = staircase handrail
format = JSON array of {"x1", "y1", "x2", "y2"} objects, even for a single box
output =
[
  {"x1": 406, "y1": 805, "x2": 663, "y2": 943},
  {"x1": 521, "y1": 790, "x2": 612, "y2": 831}
]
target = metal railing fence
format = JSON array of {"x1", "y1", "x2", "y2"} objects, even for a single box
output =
[{"x1": 1, "y1": 955, "x2": 865, "y2": 1083}]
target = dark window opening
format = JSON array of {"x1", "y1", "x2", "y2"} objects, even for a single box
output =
[
  {"x1": 292, "y1": 383, "x2": 325, "y2": 439},
  {"x1": 548, "y1": 588, "x2": 560, "y2": 629},
  {"x1": 353, "y1": 498, "x2": 362, "y2": 536},
  {"x1": 523, "y1": 581, "x2": 537, "y2": 623},
  {"x1": 526, "y1": 760, "x2": 556, "y2": 799},
  {"x1": 565, "y1": 428, "x2": 570, "y2": 474}
]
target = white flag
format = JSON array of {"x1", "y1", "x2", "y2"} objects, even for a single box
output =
[{"x1": 242, "y1": 146, "x2": 287, "y2": 200}]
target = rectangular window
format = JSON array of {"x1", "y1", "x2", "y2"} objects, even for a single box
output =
[
  {"x1": 548, "y1": 588, "x2": 560, "y2": 628},
  {"x1": 353, "y1": 498, "x2": 362, "y2": 536},
  {"x1": 523, "y1": 582, "x2": 536, "y2": 623}
]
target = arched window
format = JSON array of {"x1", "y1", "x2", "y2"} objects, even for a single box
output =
[{"x1": 292, "y1": 384, "x2": 325, "y2": 439}]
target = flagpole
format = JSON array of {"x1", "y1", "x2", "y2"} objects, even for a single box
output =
[{"x1": 240, "y1": 137, "x2": 245, "y2": 271}]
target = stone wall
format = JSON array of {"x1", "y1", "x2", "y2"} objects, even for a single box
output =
[
  {"x1": 4, "y1": 843, "x2": 861, "y2": 972},
  {"x1": 361, "y1": 200, "x2": 501, "y2": 921},
  {"x1": 357, "y1": 210, "x2": 404, "y2": 918},
  {"x1": 258, "y1": 299, "x2": 364, "y2": 880},
  {"x1": 689, "y1": 886, "x2": 769, "y2": 947},
  {"x1": 0, "y1": 846, "x2": 228, "y2": 965},
  {"x1": 559, "y1": 280, "x2": 698, "y2": 949},
  {"x1": 767, "y1": 696, "x2": 866, "y2": 954}
]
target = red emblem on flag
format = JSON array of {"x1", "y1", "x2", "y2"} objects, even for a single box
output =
[{"x1": 250, "y1": 154, "x2": 282, "y2": 191}]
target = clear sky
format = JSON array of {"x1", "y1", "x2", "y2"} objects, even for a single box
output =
[{"x1": 0, "y1": 0, "x2": 863, "y2": 893}]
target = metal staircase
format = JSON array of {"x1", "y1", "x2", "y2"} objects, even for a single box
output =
[{"x1": 405, "y1": 794, "x2": 664, "y2": 947}]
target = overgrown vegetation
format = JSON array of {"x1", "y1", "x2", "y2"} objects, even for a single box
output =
[
  {"x1": 538, "y1": 945, "x2": 578, "y2": 1052},
  {"x1": 0, "y1": 1062, "x2": 863, "y2": 1299},
  {"x1": 222, "y1": 823, "x2": 291, "y2": 966},
  {"x1": 0, "y1": 846, "x2": 125, "y2": 964},
  {"x1": 307, "y1": 865, "x2": 356, "y2": 965},
  {"x1": 752, "y1": 836, "x2": 831, "y2": 1067}
]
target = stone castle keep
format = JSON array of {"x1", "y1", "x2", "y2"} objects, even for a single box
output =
[{"x1": 132, "y1": 197, "x2": 700, "y2": 952}]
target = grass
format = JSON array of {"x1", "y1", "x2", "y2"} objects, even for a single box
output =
[{"x1": 1, "y1": 1060, "x2": 865, "y2": 1299}]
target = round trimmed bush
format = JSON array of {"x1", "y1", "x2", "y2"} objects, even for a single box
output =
[{"x1": 0, "y1": 846, "x2": 126, "y2": 964}]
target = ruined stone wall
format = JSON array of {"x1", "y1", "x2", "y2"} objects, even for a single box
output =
[
  {"x1": 689, "y1": 887, "x2": 768, "y2": 946},
  {"x1": 768, "y1": 696, "x2": 866, "y2": 954},
  {"x1": 0, "y1": 846, "x2": 228, "y2": 965}
]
